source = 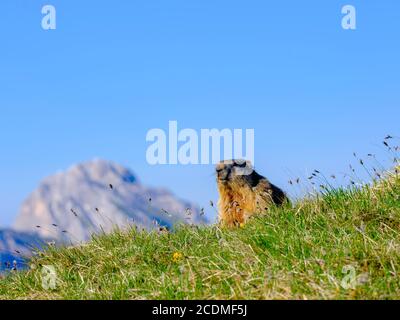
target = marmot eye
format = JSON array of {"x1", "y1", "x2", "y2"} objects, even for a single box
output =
[{"x1": 216, "y1": 168, "x2": 223, "y2": 173}]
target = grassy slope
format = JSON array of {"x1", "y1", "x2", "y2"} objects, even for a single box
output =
[{"x1": 0, "y1": 170, "x2": 399, "y2": 300}]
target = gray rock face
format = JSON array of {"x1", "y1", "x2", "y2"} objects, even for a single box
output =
[{"x1": 13, "y1": 159, "x2": 206, "y2": 243}]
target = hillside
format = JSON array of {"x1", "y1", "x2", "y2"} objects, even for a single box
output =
[{"x1": 0, "y1": 168, "x2": 399, "y2": 300}]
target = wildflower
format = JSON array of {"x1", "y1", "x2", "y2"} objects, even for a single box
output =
[{"x1": 172, "y1": 252, "x2": 183, "y2": 263}]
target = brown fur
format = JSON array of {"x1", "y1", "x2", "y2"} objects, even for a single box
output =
[{"x1": 216, "y1": 160, "x2": 288, "y2": 227}]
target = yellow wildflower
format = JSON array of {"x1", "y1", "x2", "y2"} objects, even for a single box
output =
[{"x1": 172, "y1": 252, "x2": 183, "y2": 263}]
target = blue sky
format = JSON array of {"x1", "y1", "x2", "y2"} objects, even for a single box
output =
[{"x1": 0, "y1": 1, "x2": 399, "y2": 226}]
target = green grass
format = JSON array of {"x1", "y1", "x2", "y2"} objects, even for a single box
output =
[{"x1": 1, "y1": 169, "x2": 399, "y2": 300}]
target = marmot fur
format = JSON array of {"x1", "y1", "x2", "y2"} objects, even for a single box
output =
[{"x1": 216, "y1": 159, "x2": 288, "y2": 227}]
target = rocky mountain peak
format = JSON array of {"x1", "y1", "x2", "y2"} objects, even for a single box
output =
[{"x1": 12, "y1": 159, "x2": 206, "y2": 243}]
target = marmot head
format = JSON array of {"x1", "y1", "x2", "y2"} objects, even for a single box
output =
[{"x1": 216, "y1": 159, "x2": 256, "y2": 186}]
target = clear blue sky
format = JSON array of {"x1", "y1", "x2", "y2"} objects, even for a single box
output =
[{"x1": 1, "y1": 1, "x2": 399, "y2": 226}]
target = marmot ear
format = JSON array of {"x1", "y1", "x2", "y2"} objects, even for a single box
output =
[
  {"x1": 237, "y1": 162, "x2": 247, "y2": 168},
  {"x1": 234, "y1": 159, "x2": 249, "y2": 168},
  {"x1": 233, "y1": 160, "x2": 254, "y2": 176}
]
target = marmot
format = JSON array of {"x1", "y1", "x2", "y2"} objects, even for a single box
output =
[{"x1": 216, "y1": 159, "x2": 288, "y2": 227}]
